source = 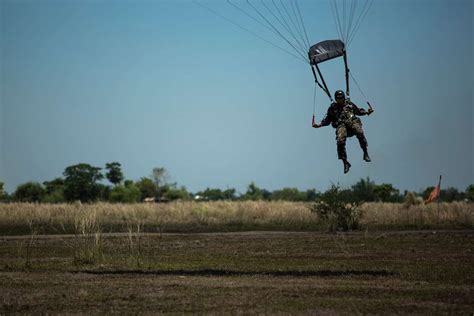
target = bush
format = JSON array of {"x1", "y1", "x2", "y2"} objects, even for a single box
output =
[
  {"x1": 42, "y1": 189, "x2": 65, "y2": 203},
  {"x1": 136, "y1": 177, "x2": 157, "y2": 200},
  {"x1": 42, "y1": 178, "x2": 66, "y2": 203},
  {"x1": 13, "y1": 182, "x2": 46, "y2": 202},
  {"x1": 404, "y1": 191, "x2": 423, "y2": 208},
  {"x1": 466, "y1": 185, "x2": 474, "y2": 202},
  {"x1": 164, "y1": 186, "x2": 191, "y2": 201},
  {"x1": 110, "y1": 183, "x2": 141, "y2": 203},
  {"x1": 271, "y1": 187, "x2": 306, "y2": 201},
  {"x1": 310, "y1": 185, "x2": 363, "y2": 232},
  {"x1": 0, "y1": 182, "x2": 8, "y2": 202}
]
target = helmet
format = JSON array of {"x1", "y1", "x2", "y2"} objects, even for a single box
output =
[{"x1": 334, "y1": 90, "x2": 345, "y2": 100}]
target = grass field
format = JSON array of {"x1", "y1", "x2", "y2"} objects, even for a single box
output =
[
  {"x1": 0, "y1": 201, "x2": 472, "y2": 235},
  {"x1": 0, "y1": 202, "x2": 473, "y2": 313},
  {"x1": 1, "y1": 231, "x2": 473, "y2": 314}
]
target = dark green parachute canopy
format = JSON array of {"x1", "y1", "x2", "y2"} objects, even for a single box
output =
[{"x1": 308, "y1": 40, "x2": 345, "y2": 65}]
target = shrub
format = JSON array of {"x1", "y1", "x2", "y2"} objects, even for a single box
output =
[
  {"x1": 13, "y1": 182, "x2": 46, "y2": 202},
  {"x1": 310, "y1": 185, "x2": 363, "y2": 232},
  {"x1": 404, "y1": 191, "x2": 423, "y2": 208},
  {"x1": 110, "y1": 183, "x2": 141, "y2": 203}
]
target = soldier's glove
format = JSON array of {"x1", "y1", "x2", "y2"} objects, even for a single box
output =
[
  {"x1": 312, "y1": 123, "x2": 322, "y2": 128},
  {"x1": 367, "y1": 108, "x2": 374, "y2": 115}
]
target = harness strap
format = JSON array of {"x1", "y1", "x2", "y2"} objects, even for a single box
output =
[{"x1": 343, "y1": 50, "x2": 350, "y2": 97}]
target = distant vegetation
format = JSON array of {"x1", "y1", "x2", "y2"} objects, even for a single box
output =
[{"x1": 0, "y1": 162, "x2": 473, "y2": 204}]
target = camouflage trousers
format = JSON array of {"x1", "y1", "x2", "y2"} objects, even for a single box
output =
[{"x1": 335, "y1": 118, "x2": 368, "y2": 161}]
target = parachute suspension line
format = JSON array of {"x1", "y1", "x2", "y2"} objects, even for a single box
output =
[
  {"x1": 227, "y1": 0, "x2": 306, "y2": 59},
  {"x1": 194, "y1": 1, "x2": 308, "y2": 64},
  {"x1": 347, "y1": 0, "x2": 374, "y2": 47},
  {"x1": 272, "y1": 0, "x2": 309, "y2": 52},
  {"x1": 289, "y1": 0, "x2": 308, "y2": 49},
  {"x1": 245, "y1": 0, "x2": 308, "y2": 62},
  {"x1": 346, "y1": 0, "x2": 358, "y2": 44},
  {"x1": 279, "y1": 0, "x2": 308, "y2": 50},
  {"x1": 349, "y1": 71, "x2": 367, "y2": 99},
  {"x1": 330, "y1": 0, "x2": 373, "y2": 48},
  {"x1": 259, "y1": 1, "x2": 307, "y2": 54},
  {"x1": 294, "y1": 0, "x2": 311, "y2": 49},
  {"x1": 268, "y1": 0, "x2": 307, "y2": 52},
  {"x1": 271, "y1": 0, "x2": 300, "y2": 46},
  {"x1": 311, "y1": 65, "x2": 332, "y2": 101},
  {"x1": 342, "y1": 0, "x2": 347, "y2": 43},
  {"x1": 227, "y1": 0, "x2": 275, "y2": 34},
  {"x1": 331, "y1": 0, "x2": 345, "y2": 42},
  {"x1": 310, "y1": 66, "x2": 326, "y2": 97},
  {"x1": 349, "y1": 70, "x2": 373, "y2": 111},
  {"x1": 312, "y1": 82, "x2": 317, "y2": 115}
]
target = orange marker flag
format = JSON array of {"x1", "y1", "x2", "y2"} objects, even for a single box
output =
[{"x1": 425, "y1": 175, "x2": 442, "y2": 204}]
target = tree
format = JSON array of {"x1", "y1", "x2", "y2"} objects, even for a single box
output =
[
  {"x1": 440, "y1": 187, "x2": 464, "y2": 202},
  {"x1": 164, "y1": 185, "x2": 190, "y2": 201},
  {"x1": 241, "y1": 182, "x2": 263, "y2": 201},
  {"x1": 151, "y1": 167, "x2": 168, "y2": 189},
  {"x1": 44, "y1": 178, "x2": 65, "y2": 194},
  {"x1": 271, "y1": 187, "x2": 306, "y2": 201},
  {"x1": 351, "y1": 177, "x2": 377, "y2": 202},
  {"x1": 0, "y1": 181, "x2": 5, "y2": 201},
  {"x1": 421, "y1": 186, "x2": 435, "y2": 201},
  {"x1": 466, "y1": 185, "x2": 474, "y2": 202},
  {"x1": 97, "y1": 183, "x2": 111, "y2": 201},
  {"x1": 43, "y1": 178, "x2": 66, "y2": 203},
  {"x1": 136, "y1": 177, "x2": 158, "y2": 201},
  {"x1": 105, "y1": 162, "x2": 124, "y2": 186},
  {"x1": 196, "y1": 188, "x2": 224, "y2": 201},
  {"x1": 261, "y1": 189, "x2": 272, "y2": 200},
  {"x1": 13, "y1": 182, "x2": 46, "y2": 202},
  {"x1": 222, "y1": 188, "x2": 237, "y2": 200},
  {"x1": 373, "y1": 183, "x2": 401, "y2": 202},
  {"x1": 110, "y1": 182, "x2": 141, "y2": 203},
  {"x1": 63, "y1": 163, "x2": 104, "y2": 202},
  {"x1": 422, "y1": 186, "x2": 465, "y2": 202},
  {"x1": 305, "y1": 189, "x2": 319, "y2": 202}
]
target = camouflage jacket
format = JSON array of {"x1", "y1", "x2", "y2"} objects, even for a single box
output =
[{"x1": 320, "y1": 100, "x2": 368, "y2": 128}]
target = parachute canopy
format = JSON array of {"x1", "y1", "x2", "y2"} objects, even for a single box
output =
[{"x1": 308, "y1": 40, "x2": 345, "y2": 65}]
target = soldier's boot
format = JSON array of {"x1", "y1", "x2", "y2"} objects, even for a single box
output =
[
  {"x1": 343, "y1": 160, "x2": 351, "y2": 174},
  {"x1": 363, "y1": 149, "x2": 371, "y2": 162}
]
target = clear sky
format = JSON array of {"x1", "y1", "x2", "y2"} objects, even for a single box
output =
[{"x1": 1, "y1": 0, "x2": 473, "y2": 194}]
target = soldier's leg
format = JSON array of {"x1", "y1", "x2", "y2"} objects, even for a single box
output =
[
  {"x1": 336, "y1": 125, "x2": 351, "y2": 173},
  {"x1": 336, "y1": 125, "x2": 348, "y2": 161},
  {"x1": 350, "y1": 119, "x2": 370, "y2": 161}
]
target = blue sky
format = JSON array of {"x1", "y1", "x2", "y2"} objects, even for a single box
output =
[{"x1": 1, "y1": 0, "x2": 473, "y2": 194}]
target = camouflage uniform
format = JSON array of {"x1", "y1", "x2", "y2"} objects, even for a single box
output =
[{"x1": 320, "y1": 100, "x2": 369, "y2": 161}]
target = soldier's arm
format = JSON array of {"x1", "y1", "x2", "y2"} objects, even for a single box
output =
[
  {"x1": 349, "y1": 101, "x2": 369, "y2": 116},
  {"x1": 320, "y1": 106, "x2": 334, "y2": 126},
  {"x1": 313, "y1": 106, "x2": 332, "y2": 128}
]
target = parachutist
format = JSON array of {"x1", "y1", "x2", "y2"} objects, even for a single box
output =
[{"x1": 312, "y1": 90, "x2": 373, "y2": 174}]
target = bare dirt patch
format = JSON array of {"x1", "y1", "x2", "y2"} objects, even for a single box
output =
[{"x1": 1, "y1": 231, "x2": 473, "y2": 314}]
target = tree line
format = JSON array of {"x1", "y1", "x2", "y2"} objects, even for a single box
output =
[{"x1": 0, "y1": 163, "x2": 473, "y2": 203}]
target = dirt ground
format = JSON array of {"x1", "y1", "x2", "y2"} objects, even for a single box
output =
[{"x1": 1, "y1": 231, "x2": 473, "y2": 314}]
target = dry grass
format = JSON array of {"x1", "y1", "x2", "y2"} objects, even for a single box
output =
[
  {"x1": 361, "y1": 201, "x2": 474, "y2": 228},
  {"x1": 0, "y1": 201, "x2": 472, "y2": 234}
]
